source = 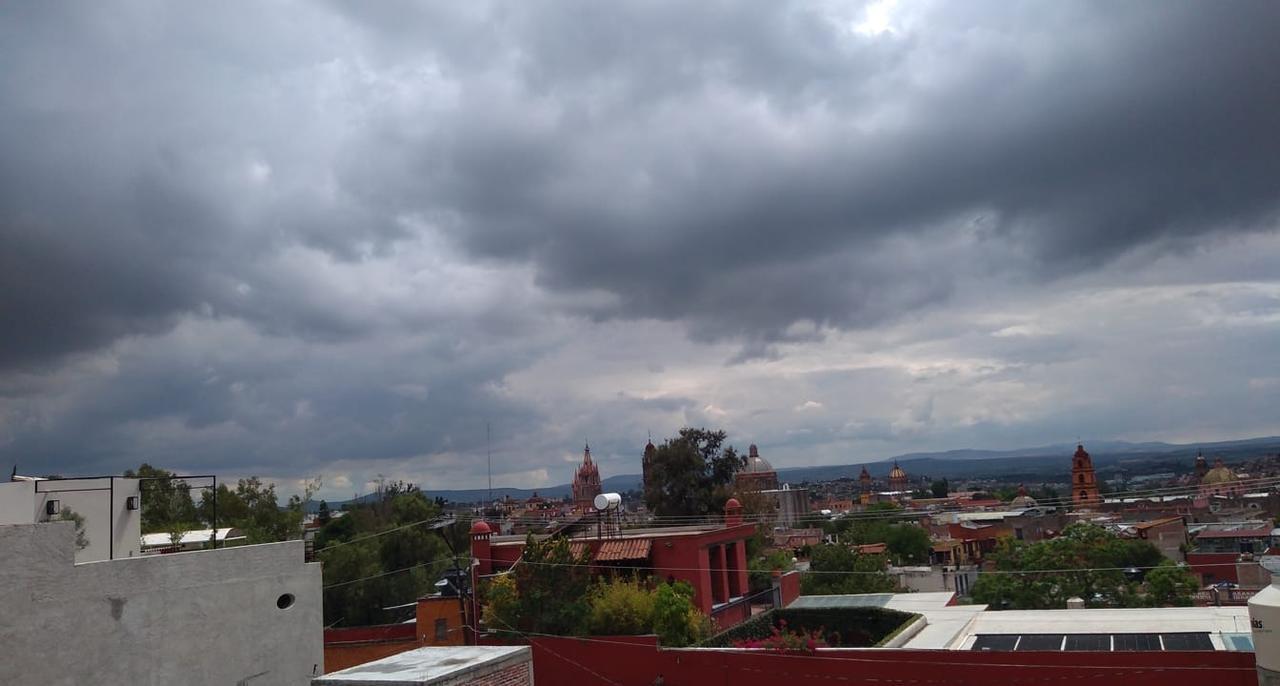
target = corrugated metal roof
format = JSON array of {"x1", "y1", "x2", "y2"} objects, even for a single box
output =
[{"x1": 595, "y1": 538, "x2": 652, "y2": 562}]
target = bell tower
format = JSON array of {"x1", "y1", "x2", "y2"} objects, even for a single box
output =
[{"x1": 1070, "y1": 444, "x2": 1101, "y2": 508}]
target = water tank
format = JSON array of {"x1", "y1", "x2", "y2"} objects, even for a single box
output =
[
  {"x1": 593, "y1": 492, "x2": 622, "y2": 511},
  {"x1": 1250, "y1": 559, "x2": 1280, "y2": 680}
]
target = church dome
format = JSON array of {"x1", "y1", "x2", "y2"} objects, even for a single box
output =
[
  {"x1": 1202, "y1": 459, "x2": 1238, "y2": 485},
  {"x1": 1010, "y1": 484, "x2": 1038, "y2": 508},
  {"x1": 742, "y1": 444, "x2": 775, "y2": 474},
  {"x1": 888, "y1": 463, "x2": 907, "y2": 480}
]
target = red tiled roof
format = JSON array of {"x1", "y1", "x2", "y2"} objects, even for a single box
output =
[
  {"x1": 857, "y1": 543, "x2": 888, "y2": 554},
  {"x1": 568, "y1": 541, "x2": 591, "y2": 558},
  {"x1": 595, "y1": 538, "x2": 652, "y2": 562}
]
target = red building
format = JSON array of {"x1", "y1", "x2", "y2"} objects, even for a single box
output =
[{"x1": 471, "y1": 500, "x2": 755, "y2": 622}]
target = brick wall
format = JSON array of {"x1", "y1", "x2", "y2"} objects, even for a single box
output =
[{"x1": 465, "y1": 660, "x2": 533, "y2": 686}]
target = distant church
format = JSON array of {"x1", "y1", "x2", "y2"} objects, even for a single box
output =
[
  {"x1": 571, "y1": 443, "x2": 603, "y2": 510},
  {"x1": 1071, "y1": 444, "x2": 1101, "y2": 507}
]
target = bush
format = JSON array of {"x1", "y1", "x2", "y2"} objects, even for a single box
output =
[
  {"x1": 699, "y1": 607, "x2": 916, "y2": 648},
  {"x1": 653, "y1": 581, "x2": 705, "y2": 647},
  {"x1": 587, "y1": 579, "x2": 655, "y2": 635}
]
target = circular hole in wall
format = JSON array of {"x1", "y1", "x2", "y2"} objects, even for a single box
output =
[{"x1": 277, "y1": 593, "x2": 295, "y2": 610}]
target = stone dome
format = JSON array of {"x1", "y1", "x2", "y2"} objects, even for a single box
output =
[
  {"x1": 888, "y1": 463, "x2": 907, "y2": 480},
  {"x1": 1202, "y1": 459, "x2": 1238, "y2": 485},
  {"x1": 1010, "y1": 485, "x2": 1038, "y2": 508},
  {"x1": 743, "y1": 444, "x2": 775, "y2": 473},
  {"x1": 469, "y1": 520, "x2": 492, "y2": 535}
]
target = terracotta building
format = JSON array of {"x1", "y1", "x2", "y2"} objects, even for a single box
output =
[
  {"x1": 570, "y1": 443, "x2": 602, "y2": 510},
  {"x1": 1071, "y1": 444, "x2": 1101, "y2": 508}
]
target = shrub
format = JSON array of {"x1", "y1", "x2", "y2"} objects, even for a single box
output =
[
  {"x1": 732, "y1": 619, "x2": 827, "y2": 653},
  {"x1": 653, "y1": 581, "x2": 704, "y2": 647},
  {"x1": 587, "y1": 579, "x2": 655, "y2": 635}
]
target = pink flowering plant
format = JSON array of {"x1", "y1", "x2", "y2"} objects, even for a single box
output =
[{"x1": 731, "y1": 619, "x2": 828, "y2": 654}]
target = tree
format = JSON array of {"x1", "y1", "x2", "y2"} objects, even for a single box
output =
[
  {"x1": 586, "y1": 579, "x2": 655, "y2": 636},
  {"x1": 317, "y1": 500, "x2": 332, "y2": 525},
  {"x1": 652, "y1": 581, "x2": 706, "y2": 647},
  {"x1": 971, "y1": 523, "x2": 1193, "y2": 609},
  {"x1": 124, "y1": 464, "x2": 198, "y2": 534},
  {"x1": 507, "y1": 535, "x2": 593, "y2": 635},
  {"x1": 1143, "y1": 564, "x2": 1200, "y2": 607},
  {"x1": 57, "y1": 507, "x2": 89, "y2": 551},
  {"x1": 801, "y1": 544, "x2": 897, "y2": 595},
  {"x1": 643, "y1": 428, "x2": 741, "y2": 518},
  {"x1": 930, "y1": 479, "x2": 949, "y2": 498}
]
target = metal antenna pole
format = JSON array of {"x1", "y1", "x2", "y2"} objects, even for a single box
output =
[{"x1": 487, "y1": 422, "x2": 492, "y2": 505}]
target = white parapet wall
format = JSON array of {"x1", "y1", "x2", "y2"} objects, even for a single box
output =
[{"x1": 0, "y1": 521, "x2": 322, "y2": 686}]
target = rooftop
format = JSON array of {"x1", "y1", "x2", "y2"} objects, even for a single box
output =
[{"x1": 313, "y1": 646, "x2": 530, "y2": 685}]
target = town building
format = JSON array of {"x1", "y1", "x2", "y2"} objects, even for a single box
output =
[
  {"x1": 1070, "y1": 444, "x2": 1102, "y2": 508},
  {"x1": 570, "y1": 443, "x2": 602, "y2": 511},
  {"x1": 0, "y1": 474, "x2": 142, "y2": 563},
  {"x1": 471, "y1": 499, "x2": 757, "y2": 625}
]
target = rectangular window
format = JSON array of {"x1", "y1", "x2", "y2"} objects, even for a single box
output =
[{"x1": 435, "y1": 617, "x2": 448, "y2": 642}]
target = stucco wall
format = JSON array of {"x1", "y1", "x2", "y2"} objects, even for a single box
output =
[
  {"x1": 1, "y1": 477, "x2": 143, "y2": 562},
  {"x1": 0, "y1": 522, "x2": 322, "y2": 686}
]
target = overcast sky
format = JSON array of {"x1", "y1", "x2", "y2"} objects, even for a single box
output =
[{"x1": 3, "y1": 1, "x2": 1279, "y2": 500}]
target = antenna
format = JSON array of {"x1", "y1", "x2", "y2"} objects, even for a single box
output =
[{"x1": 486, "y1": 422, "x2": 492, "y2": 505}]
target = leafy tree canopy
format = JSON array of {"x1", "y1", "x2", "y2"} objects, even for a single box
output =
[{"x1": 643, "y1": 427, "x2": 741, "y2": 518}]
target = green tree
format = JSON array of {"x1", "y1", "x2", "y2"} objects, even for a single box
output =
[
  {"x1": 586, "y1": 579, "x2": 656, "y2": 636},
  {"x1": 508, "y1": 535, "x2": 593, "y2": 635},
  {"x1": 652, "y1": 581, "x2": 705, "y2": 647},
  {"x1": 971, "y1": 523, "x2": 1189, "y2": 610},
  {"x1": 643, "y1": 428, "x2": 741, "y2": 518},
  {"x1": 57, "y1": 507, "x2": 89, "y2": 550},
  {"x1": 1144, "y1": 564, "x2": 1200, "y2": 607},
  {"x1": 930, "y1": 479, "x2": 949, "y2": 498},
  {"x1": 124, "y1": 464, "x2": 199, "y2": 534},
  {"x1": 801, "y1": 544, "x2": 897, "y2": 595}
]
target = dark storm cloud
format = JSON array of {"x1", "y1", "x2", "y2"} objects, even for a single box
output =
[{"x1": 2, "y1": 1, "x2": 1279, "y2": 484}]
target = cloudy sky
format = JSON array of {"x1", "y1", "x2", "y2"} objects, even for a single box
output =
[{"x1": 3, "y1": 1, "x2": 1279, "y2": 499}]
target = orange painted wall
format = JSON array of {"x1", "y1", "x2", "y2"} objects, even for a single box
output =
[{"x1": 417, "y1": 596, "x2": 466, "y2": 646}]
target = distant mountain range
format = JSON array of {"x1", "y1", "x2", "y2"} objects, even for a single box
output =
[{"x1": 315, "y1": 435, "x2": 1280, "y2": 508}]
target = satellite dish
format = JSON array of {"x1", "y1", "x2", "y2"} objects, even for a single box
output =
[{"x1": 594, "y1": 492, "x2": 622, "y2": 511}]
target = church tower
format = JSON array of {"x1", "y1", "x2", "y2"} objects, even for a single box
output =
[
  {"x1": 572, "y1": 443, "x2": 603, "y2": 510},
  {"x1": 1071, "y1": 444, "x2": 1101, "y2": 507},
  {"x1": 859, "y1": 466, "x2": 872, "y2": 505}
]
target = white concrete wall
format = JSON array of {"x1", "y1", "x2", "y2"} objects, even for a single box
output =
[
  {"x1": 25, "y1": 477, "x2": 142, "y2": 563},
  {"x1": 0, "y1": 481, "x2": 35, "y2": 525},
  {"x1": 0, "y1": 522, "x2": 322, "y2": 686}
]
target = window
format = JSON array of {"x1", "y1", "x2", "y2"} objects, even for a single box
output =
[
  {"x1": 435, "y1": 618, "x2": 448, "y2": 642},
  {"x1": 1014, "y1": 527, "x2": 1024, "y2": 541}
]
